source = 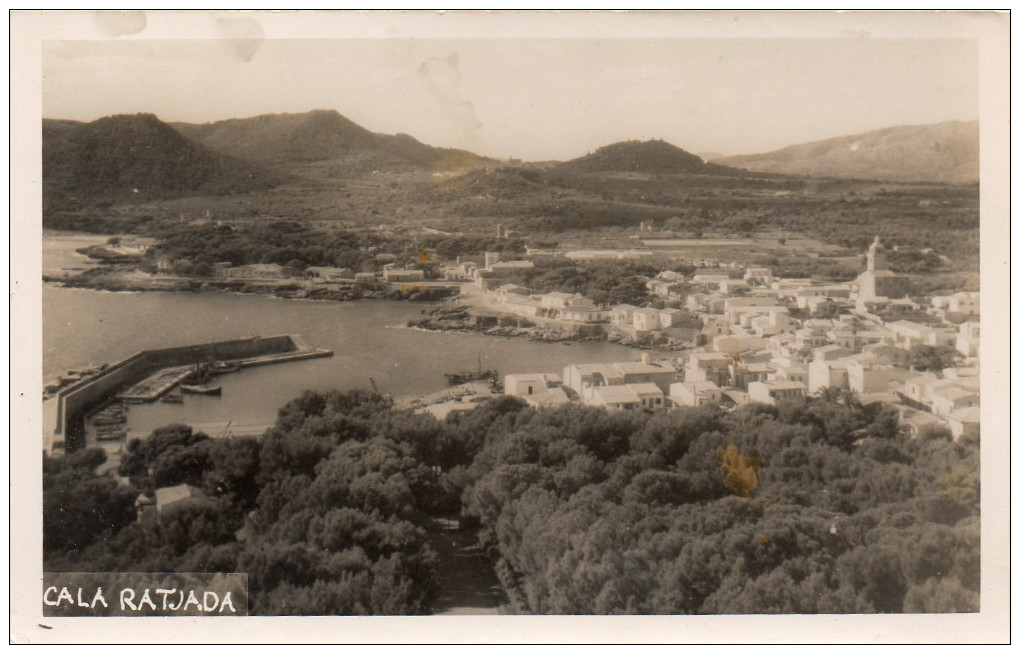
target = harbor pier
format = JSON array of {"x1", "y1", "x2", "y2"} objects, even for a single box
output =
[{"x1": 49, "y1": 334, "x2": 332, "y2": 453}]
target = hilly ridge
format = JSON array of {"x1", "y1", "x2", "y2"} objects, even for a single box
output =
[
  {"x1": 172, "y1": 110, "x2": 380, "y2": 163},
  {"x1": 172, "y1": 110, "x2": 490, "y2": 171},
  {"x1": 561, "y1": 140, "x2": 733, "y2": 174},
  {"x1": 43, "y1": 113, "x2": 283, "y2": 209},
  {"x1": 717, "y1": 121, "x2": 979, "y2": 183},
  {"x1": 41, "y1": 110, "x2": 980, "y2": 246}
]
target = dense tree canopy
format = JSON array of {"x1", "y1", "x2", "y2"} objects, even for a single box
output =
[
  {"x1": 44, "y1": 389, "x2": 978, "y2": 615},
  {"x1": 454, "y1": 397, "x2": 979, "y2": 614}
]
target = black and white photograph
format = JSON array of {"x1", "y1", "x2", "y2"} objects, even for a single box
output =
[{"x1": 11, "y1": 9, "x2": 1010, "y2": 643}]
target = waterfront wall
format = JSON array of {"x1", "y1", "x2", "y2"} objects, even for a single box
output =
[{"x1": 54, "y1": 335, "x2": 299, "y2": 451}]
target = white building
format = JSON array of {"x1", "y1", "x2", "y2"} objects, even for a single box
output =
[
  {"x1": 886, "y1": 320, "x2": 957, "y2": 350},
  {"x1": 946, "y1": 407, "x2": 980, "y2": 438},
  {"x1": 743, "y1": 267, "x2": 773, "y2": 284},
  {"x1": 748, "y1": 381, "x2": 807, "y2": 405},
  {"x1": 610, "y1": 304, "x2": 640, "y2": 326},
  {"x1": 931, "y1": 291, "x2": 980, "y2": 322},
  {"x1": 632, "y1": 308, "x2": 663, "y2": 332},
  {"x1": 930, "y1": 387, "x2": 980, "y2": 420},
  {"x1": 719, "y1": 279, "x2": 750, "y2": 294},
  {"x1": 563, "y1": 360, "x2": 677, "y2": 403},
  {"x1": 669, "y1": 381, "x2": 723, "y2": 407},
  {"x1": 699, "y1": 314, "x2": 730, "y2": 338},
  {"x1": 503, "y1": 373, "x2": 571, "y2": 408},
  {"x1": 713, "y1": 334, "x2": 768, "y2": 355},
  {"x1": 955, "y1": 321, "x2": 980, "y2": 358},
  {"x1": 658, "y1": 308, "x2": 687, "y2": 329},
  {"x1": 845, "y1": 354, "x2": 911, "y2": 394},
  {"x1": 560, "y1": 305, "x2": 607, "y2": 323},
  {"x1": 685, "y1": 352, "x2": 730, "y2": 386},
  {"x1": 383, "y1": 267, "x2": 426, "y2": 282},
  {"x1": 808, "y1": 357, "x2": 851, "y2": 393},
  {"x1": 591, "y1": 383, "x2": 665, "y2": 411}
]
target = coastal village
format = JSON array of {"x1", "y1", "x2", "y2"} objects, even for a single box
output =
[
  {"x1": 47, "y1": 225, "x2": 981, "y2": 458},
  {"x1": 414, "y1": 234, "x2": 980, "y2": 440}
]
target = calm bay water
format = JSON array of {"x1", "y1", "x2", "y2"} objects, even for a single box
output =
[{"x1": 43, "y1": 234, "x2": 642, "y2": 433}]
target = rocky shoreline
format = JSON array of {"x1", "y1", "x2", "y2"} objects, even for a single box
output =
[
  {"x1": 407, "y1": 303, "x2": 692, "y2": 350},
  {"x1": 44, "y1": 266, "x2": 456, "y2": 303}
]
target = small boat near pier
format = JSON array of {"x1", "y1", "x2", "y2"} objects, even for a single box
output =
[{"x1": 181, "y1": 383, "x2": 222, "y2": 395}]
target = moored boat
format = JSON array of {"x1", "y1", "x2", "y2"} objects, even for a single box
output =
[
  {"x1": 445, "y1": 352, "x2": 497, "y2": 386},
  {"x1": 181, "y1": 384, "x2": 222, "y2": 395},
  {"x1": 211, "y1": 361, "x2": 241, "y2": 374},
  {"x1": 96, "y1": 426, "x2": 127, "y2": 441},
  {"x1": 162, "y1": 392, "x2": 184, "y2": 404},
  {"x1": 445, "y1": 369, "x2": 497, "y2": 386},
  {"x1": 93, "y1": 415, "x2": 127, "y2": 426}
]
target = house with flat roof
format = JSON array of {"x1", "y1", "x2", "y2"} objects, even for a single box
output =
[
  {"x1": 632, "y1": 308, "x2": 663, "y2": 332},
  {"x1": 947, "y1": 407, "x2": 980, "y2": 438},
  {"x1": 930, "y1": 291, "x2": 979, "y2": 323},
  {"x1": 560, "y1": 305, "x2": 607, "y2": 323},
  {"x1": 713, "y1": 334, "x2": 768, "y2": 355},
  {"x1": 504, "y1": 373, "x2": 571, "y2": 408},
  {"x1": 591, "y1": 383, "x2": 665, "y2": 411},
  {"x1": 808, "y1": 357, "x2": 850, "y2": 393},
  {"x1": 729, "y1": 362, "x2": 775, "y2": 389},
  {"x1": 153, "y1": 484, "x2": 213, "y2": 515},
  {"x1": 218, "y1": 263, "x2": 286, "y2": 280},
  {"x1": 669, "y1": 381, "x2": 723, "y2": 407},
  {"x1": 383, "y1": 267, "x2": 426, "y2": 283},
  {"x1": 685, "y1": 352, "x2": 730, "y2": 386},
  {"x1": 563, "y1": 360, "x2": 677, "y2": 403},
  {"x1": 748, "y1": 381, "x2": 807, "y2": 405},
  {"x1": 930, "y1": 387, "x2": 980, "y2": 420},
  {"x1": 956, "y1": 321, "x2": 980, "y2": 358},
  {"x1": 887, "y1": 320, "x2": 957, "y2": 350},
  {"x1": 846, "y1": 354, "x2": 911, "y2": 394},
  {"x1": 610, "y1": 304, "x2": 640, "y2": 326}
]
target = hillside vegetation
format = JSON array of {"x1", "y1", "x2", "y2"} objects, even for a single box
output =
[
  {"x1": 41, "y1": 112, "x2": 980, "y2": 274},
  {"x1": 718, "y1": 121, "x2": 979, "y2": 184},
  {"x1": 43, "y1": 114, "x2": 282, "y2": 211},
  {"x1": 562, "y1": 139, "x2": 731, "y2": 174},
  {"x1": 173, "y1": 109, "x2": 490, "y2": 171}
]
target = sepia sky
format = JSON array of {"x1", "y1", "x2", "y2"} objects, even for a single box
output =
[{"x1": 43, "y1": 37, "x2": 978, "y2": 160}]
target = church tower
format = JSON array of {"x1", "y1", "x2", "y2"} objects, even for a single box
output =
[
  {"x1": 866, "y1": 236, "x2": 888, "y2": 271},
  {"x1": 856, "y1": 234, "x2": 909, "y2": 306}
]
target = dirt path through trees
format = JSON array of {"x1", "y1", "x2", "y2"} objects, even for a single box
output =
[{"x1": 428, "y1": 518, "x2": 507, "y2": 615}]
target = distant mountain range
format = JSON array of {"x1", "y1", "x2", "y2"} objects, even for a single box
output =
[
  {"x1": 42, "y1": 111, "x2": 979, "y2": 212},
  {"x1": 716, "y1": 121, "x2": 978, "y2": 184}
]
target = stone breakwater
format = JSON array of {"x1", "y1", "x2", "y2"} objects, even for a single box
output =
[{"x1": 50, "y1": 335, "x2": 331, "y2": 454}]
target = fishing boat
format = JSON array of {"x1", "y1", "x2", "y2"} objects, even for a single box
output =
[
  {"x1": 183, "y1": 365, "x2": 211, "y2": 385},
  {"x1": 181, "y1": 383, "x2": 222, "y2": 395},
  {"x1": 445, "y1": 353, "x2": 499, "y2": 386},
  {"x1": 445, "y1": 370, "x2": 496, "y2": 386}
]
